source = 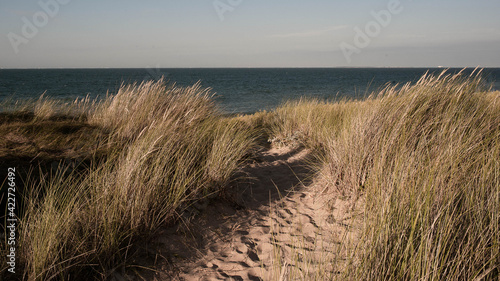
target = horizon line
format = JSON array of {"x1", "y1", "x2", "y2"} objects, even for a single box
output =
[{"x1": 1, "y1": 66, "x2": 499, "y2": 70}]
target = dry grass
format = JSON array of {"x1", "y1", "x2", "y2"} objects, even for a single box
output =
[
  {"x1": 2, "y1": 70, "x2": 499, "y2": 280},
  {"x1": 266, "y1": 69, "x2": 500, "y2": 280},
  {"x1": 1, "y1": 79, "x2": 256, "y2": 280},
  {"x1": 344, "y1": 70, "x2": 500, "y2": 281},
  {"x1": 89, "y1": 79, "x2": 215, "y2": 140}
]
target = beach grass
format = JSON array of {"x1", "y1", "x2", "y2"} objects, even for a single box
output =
[
  {"x1": 266, "y1": 69, "x2": 500, "y2": 280},
  {"x1": 1, "y1": 79, "x2": 256, "y2": 280},
  {"x1": 1, "y1": 70, "x2": 499, "y2": 280}
]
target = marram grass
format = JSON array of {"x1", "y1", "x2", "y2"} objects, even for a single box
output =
[
  {"x1": 2, "y1": 70, "x2": 499, "y2": 280},
  {"x1": 267, "y1": 69, "x2": 499, "y2": 280},
  {"x1": 2, "y1": 79, "x2": 256, "y2": 280}
]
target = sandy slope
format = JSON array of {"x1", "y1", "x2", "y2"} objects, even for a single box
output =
[{"x1": 131, "y1": 146, "x2": 359, "y2": 281}]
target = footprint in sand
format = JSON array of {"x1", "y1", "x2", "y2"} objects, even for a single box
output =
[{"x1": 149, "y1": 147, "x2": 356, "y2": 281}]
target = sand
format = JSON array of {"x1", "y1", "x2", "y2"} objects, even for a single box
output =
[{"x1": 124, "y1": 146, "x2": 360, "y2": 281}]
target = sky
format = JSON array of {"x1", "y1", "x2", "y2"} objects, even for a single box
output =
[{"x1": 1, "y1": 0, "x2": 500, "y2": 68}]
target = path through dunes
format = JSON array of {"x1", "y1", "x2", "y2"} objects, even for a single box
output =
[{"x1": 134, "y1": 146, "x2": 360, "y2": 281}]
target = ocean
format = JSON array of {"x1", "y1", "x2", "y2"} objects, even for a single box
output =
[{"x1": 1, "y1": 68, "x2": 499, "y2": 114}]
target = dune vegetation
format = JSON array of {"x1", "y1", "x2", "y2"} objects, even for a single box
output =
[
  {"x1": 1, "y1": 70, "x2": 499, "y2": 280},
  {"x1": 1, "y1": 79, "x2": 256, "y2": 280},
  {"x1": 268, "y1": 69, "x2": 500, "y2": 280}
]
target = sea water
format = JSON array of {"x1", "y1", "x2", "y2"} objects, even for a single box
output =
[{"x1": 1, "y1": 68, "x2": 499, "y2": 114}]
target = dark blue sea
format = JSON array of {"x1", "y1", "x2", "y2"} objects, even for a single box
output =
[{"x1": 1, "y1": 68, "x2": 499, "y2": 114}]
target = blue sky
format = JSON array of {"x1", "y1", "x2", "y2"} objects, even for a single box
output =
[{"x1": 1, "y1": 0, "x2": 499, "y2": 68}]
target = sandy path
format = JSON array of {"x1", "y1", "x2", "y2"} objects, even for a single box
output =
[{"x1": 133, "y1": 146, "x2": 359, "y2": 281}]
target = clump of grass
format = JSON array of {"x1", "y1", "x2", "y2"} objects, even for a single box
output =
[
  {"x1": 32, "y1": 93, "x2": 96, "y2": 121},
  {"x1": 269, "y1": 97, "x2": 373, "y2": 150},
  {"x1": 10, "y1": 79, "x2": 256, "y2": 280},
  {"x1": 268, "y1": 69, "x2": 500, "y2": 280},
  {"x1": 343, "y1": 69, "x2": 500, "y2": 280},
  {"x1": 33, "y1": 94, "x2": 59, "y2": 120},
  {"x1": 19, "y1": 168, "x2": 90, "y2": 280},
  {"x1": 269, "y1": 97, "x2": 377, "y2": 197},
  {"x1": 204, "y1": 117, "x2": 257, "y2": 187},
  {"x1": 90, "y1": 79, "x2": 215, "y2": 140}
]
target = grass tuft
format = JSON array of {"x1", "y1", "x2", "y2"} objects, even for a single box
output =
[
  {"x1": 267, "y1": 69, "x2": 499, "y2": 280},
  {"x1": 2, "y1": 79, "x2": 256, "y2": 280}
]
